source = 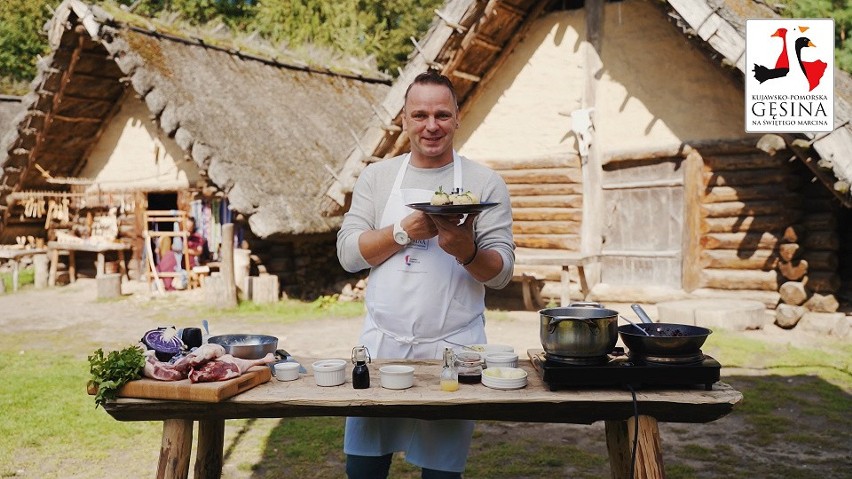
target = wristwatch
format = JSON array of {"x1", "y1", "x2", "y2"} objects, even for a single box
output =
[{"x1": 393, "y1": 220, "x2": 411, "y2": 245}]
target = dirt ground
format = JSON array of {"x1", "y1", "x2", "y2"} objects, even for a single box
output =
[{"x1": 1, "y1": 278, "x2": 850, "y2": 478}]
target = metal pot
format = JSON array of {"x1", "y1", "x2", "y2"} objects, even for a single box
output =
[
  {"x1": 539, "y1": 303, "x2": 619, "y2": 358},
  {"x1": 207, "y1": 334, "x2": 278, "y2": 359},
  {"x1": 617, "y1": 323, "x2": 712, "y2": 357}
]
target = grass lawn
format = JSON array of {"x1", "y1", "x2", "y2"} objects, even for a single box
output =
[{"x1": 0, "y1": 297, "x2": 849, "y2": 478}]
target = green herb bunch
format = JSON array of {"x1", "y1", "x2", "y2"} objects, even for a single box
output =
[{"x1": 88, "y1": 345, "x2": 146, "y2": 408}]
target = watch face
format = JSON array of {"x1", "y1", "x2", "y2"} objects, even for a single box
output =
[{"x1": 394, "y1": 231, "x2": 409, "y2": 245}]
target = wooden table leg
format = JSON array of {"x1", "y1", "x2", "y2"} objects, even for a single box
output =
[
  {"x1": 194, "y1": 419, "x2": 225, "y2": 479},
  {"x1": 118, "y1": 250, "x2": 128, "y2": 280},
  {"x1": 11, "y1": 259, "x2": 19, "y2": 292},
  {"x1": 577, "y1": 265, "x2": 590, "y2": 300},
  {"x1": 560, "y1": 266, "x2": 571, "y2": 306},
  {"x1": 48, "y1": 249, "x2": 58, "y2": 287},
  {"x1": 605, "y1": 415, "x2": 665, "y2": 479},
  {"x1": 157, "y1": 419, "x2": 193, "y2": 479},
  {"x1": 68, "y1": 251, "x2": 76, "y2": 283}
]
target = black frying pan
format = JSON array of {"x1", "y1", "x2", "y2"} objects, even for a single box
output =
[{"x1": 618, "y1": 323, "x2": 712, "y2": 357}]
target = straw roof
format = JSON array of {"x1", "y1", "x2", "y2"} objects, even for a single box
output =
[
  {"x1": 322, "y1": 0, "x2": 852, "y2": 214},
  {"x1": 0, "y1": 0, "x2": 390, "y2": 238}
]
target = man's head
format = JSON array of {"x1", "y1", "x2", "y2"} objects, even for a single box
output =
[{"x1": 402, "y1": 69, "x2": 460, "y2": 166}]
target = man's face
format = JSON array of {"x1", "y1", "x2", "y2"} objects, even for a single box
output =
[{"x1": 402, "y1": 83, "x2": 459, "y2": 164}]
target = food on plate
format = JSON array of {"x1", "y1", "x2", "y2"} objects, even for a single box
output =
[
  {"x1": 483, "y1": 367, "x2": 526, "y2": 379},
  {"x1": 451, "y1": 191, "x2": 478, "y2": 205},
  {"x1": 430, "y1": 186, "x2": 452, "y2": 206},
  {"x1": 88, "y1": 345, "x2": 146, "y2": 408}
]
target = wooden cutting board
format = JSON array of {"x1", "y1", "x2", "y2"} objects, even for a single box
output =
[{"x1": 88, "y1": 366, "x2": 271, "y2": 403}]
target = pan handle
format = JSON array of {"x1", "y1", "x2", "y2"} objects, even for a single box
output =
[{"x1": 631, "y1": 304, "x2": 654, "y2": 324}]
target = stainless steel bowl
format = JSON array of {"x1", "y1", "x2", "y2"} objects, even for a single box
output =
[{"x1": 207, "y1": 334, "x2": 278, "y2": 359}]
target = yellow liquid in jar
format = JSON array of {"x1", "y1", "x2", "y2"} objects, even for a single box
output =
[{"x1": 441, "y1": 379, "x2": 460, "y2": 392}]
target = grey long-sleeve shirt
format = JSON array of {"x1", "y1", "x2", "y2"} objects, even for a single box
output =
[{"x1": 336, "y1": 154, "x2": 515, "y2": 289}]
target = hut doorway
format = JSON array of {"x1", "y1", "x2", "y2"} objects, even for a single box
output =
[{"x1": 599, "y1": 158, "x2": 684, "y2": 289}]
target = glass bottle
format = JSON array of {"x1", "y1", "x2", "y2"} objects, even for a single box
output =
[
  {"x1": 455, "y1": 351, "x2": 483, "y2": 384},
  {"x1": 351, "y1": 346, "x2": 371, "y2": 389},
  {"x1": 440, "y1": 348, "x2": 459, "y2": 392}
]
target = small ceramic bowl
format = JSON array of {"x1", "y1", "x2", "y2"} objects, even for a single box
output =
[
  {"x1": 484, "y1": 352, "x2": 519, "y2": 369},
  {"x1": 380, "y1": 365, "x2": 415, "y2": 390},
  {"x1": 312, "y1": 359, "x2": 346, "y2": 386},
  {"x1": 273, "y1": 361, "x2": 300, "y2": 381}
]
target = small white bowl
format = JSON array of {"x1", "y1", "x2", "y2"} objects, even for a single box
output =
[
  {"x1": 482, "y1": 367, "x2": 527, "y2": 390},
  {"x1": 312, "y1": 359, "x2": 346, "y2": 386},
  {"x1": 380, "y1": 365, "x2": 415, "y2": 390},
  {"x1": 484, "y1": 352, "x2": 519, "y2": 369},
  {"x1": 273, "y1": 361, "x2": 301, "y2": 381}
]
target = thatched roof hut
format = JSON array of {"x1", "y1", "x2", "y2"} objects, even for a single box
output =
[
  {"x1": 0, "y1": 0, "x2": 389, "y2": 243},
  {"x1": 322, "y1": 0, "x2": 852, "y2": 312}
]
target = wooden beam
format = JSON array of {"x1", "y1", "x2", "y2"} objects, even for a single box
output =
[
  {"x1": 683, "y1": 150, "x2": 703, "y2": 292},
  {"x1": 52, "y1": 114, "x2": 102, "y2": 123}
]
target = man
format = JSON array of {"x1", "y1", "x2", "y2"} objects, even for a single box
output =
[
  {"x1": 184, "y1": 216, "x2": 209, "y2": 267},
  {"x1": 337, "y1": 70, "x2": 515, "y2": 478}
]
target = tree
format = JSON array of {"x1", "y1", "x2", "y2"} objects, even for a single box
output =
[{"x1": 0, "y1": 0, "x2": 58, "y2": 93}]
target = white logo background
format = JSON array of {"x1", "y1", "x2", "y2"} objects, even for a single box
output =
[{"x1": 745, "y1": 19, "x2": 834, "y2": 133}]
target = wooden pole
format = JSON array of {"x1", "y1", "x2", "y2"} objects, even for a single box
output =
[{"x1": 220, "y1": 223, "x2": 238, "y2": 308}]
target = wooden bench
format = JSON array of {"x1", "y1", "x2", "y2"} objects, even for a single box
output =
[{"x1": 513, "y1": 247, "x2": 599, "y2": 309}]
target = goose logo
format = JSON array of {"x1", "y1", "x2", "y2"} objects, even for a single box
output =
[{"x1": 745, "y1": 19, "x2": 834, "y2": 133}]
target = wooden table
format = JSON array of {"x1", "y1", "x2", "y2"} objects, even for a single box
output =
[
  {"x1": 0, "y1": 248, "x2": 47, "y2": 291},
  {"x1": 102, "y1": 356, "x2": 742, "y2": 479},
  {"x1": 47, "y1": 241, "x2": 131, "y2": 285},
  {"x1": 515, "y1": 247, "x2": 600, "y2": 308}
]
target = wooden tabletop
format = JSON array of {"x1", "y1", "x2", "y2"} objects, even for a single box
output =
[
  {"x1": 104, "y1": 357, "x2": 742, "y2": 424},
  {"x1": 0, "y1": 248, "x2": 47, "y2": 259},
  {"x1": 47, "y1": 241, "x2": 131, "y2": 253}
]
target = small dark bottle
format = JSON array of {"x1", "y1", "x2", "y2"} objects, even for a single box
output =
[{"x1": 351, "y1": 346, "x2": 371, "y2": 389}]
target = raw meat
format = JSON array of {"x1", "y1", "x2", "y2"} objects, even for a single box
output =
[
  {"x1": 187, "y1": 353, "x2": 276, "y2": 383},
  {"x1": 189, "y1": 360, "x2": 240, "y2": 383},
  {"x1": 171, "y1": 343, "x2": 226, "y2": 374},
  {"x1": 143, "y1": 353, "x2": 185, "y2": 381}
]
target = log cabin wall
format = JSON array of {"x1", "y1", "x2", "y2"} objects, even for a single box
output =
[
  {"x1": 245, "y1": 233, "x2": 354, "y2": 300},
  {"x1": 775, "y1": 158, "x2": 843, "y2": 323},
  {"x1": 697, "y1": 149, "x2": 799, "y2": 307}
]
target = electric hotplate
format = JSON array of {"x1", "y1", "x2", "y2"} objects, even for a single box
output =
[{"x1": 528, "y1": 349, "x2": 721, "y2": 391}]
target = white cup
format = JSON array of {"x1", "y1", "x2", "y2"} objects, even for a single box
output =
[{"x1": 273, "y1": 362, "x2": 301, "y2": 381}]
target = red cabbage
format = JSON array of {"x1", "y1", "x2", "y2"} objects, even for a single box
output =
[{"x1": 142, "y1": 327, "x2": 184, "y2": 361}]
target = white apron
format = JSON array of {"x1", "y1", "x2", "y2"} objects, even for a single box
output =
[{"x1": 344, "y1": 152, "x2": 486, "y2": 472}]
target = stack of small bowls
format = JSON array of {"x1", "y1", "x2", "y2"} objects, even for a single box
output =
[
  {"x1": 481, "y1": 367, "x2": 528, "y2": 390},
  {"x1": 484, "y1": 352, "x2": 519, "y2": 369}
]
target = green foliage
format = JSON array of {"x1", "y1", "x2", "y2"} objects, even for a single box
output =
[
  {"x1": 0, "y1": 0, "x2": 57, "y2": 82},
  {"x1": 87, "y1": 345, "x2": 146, "y2": 408},
  {"x1": 0, "y1": 266, "x2": 35, "y2": 291},
  {"x1": 776, "y1": 0, "x2": 852, "y2": 72}
]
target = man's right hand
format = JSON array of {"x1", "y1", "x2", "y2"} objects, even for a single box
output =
[
  {"x1": 358, "y1": 211, "x2": 437, "y2": 266},
  {"x1": 400, "y1": 211, "x2": 438, "y2": 241}
]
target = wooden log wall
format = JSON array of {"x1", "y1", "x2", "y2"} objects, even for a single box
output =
[
  {"x1": 245, "y1": 232, "x2": 353, "y2": 300},
  {"x1": 698, "y1": 151, "x2": 796, "y2": 297},
  {"x1": 774, "y1": 159, "x2": 842, "y2": 328},
  {"x1": 485, "y1": 152, "x2": 584, "y2": 251}
]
